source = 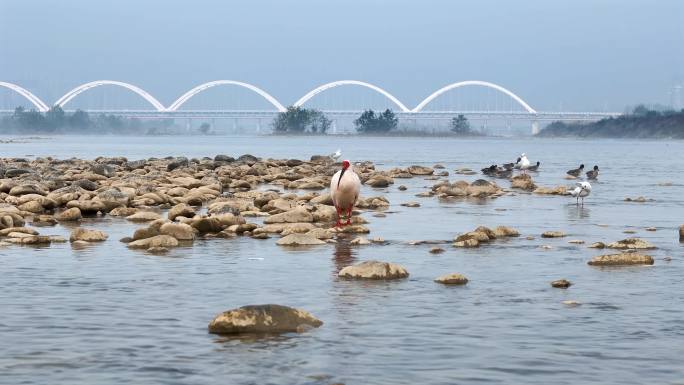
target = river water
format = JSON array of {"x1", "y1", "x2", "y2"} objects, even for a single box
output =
[{"x1": 1, "y1": 135, "x2": 683, "y2": 385}]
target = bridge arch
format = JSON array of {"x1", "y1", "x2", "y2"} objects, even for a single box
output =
[
  {"x1": 168, "y1": 80, "x2": 286, "y2": 112},
  {"x1": 294, "y1": 80, "x2": 410, "y2": 112},
  {"x1": 413, "y1": 80, "x2": 536, "y2": 113},
  {"x1": 0, "y1": 81, "x2": 50, "y2": 112},
  {"x1": 54, "y1": 80, "x2": 166, "y2": 111}
]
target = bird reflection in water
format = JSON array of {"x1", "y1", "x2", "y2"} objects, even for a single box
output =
[
  {"x1": 332, "y1": 234, "x2": 357, "y2": 274},
  {"x1": 566, "y1": 203, "x2": 591, "y2": 220}
]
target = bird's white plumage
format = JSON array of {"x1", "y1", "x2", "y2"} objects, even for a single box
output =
[
  {"x1": 330, "y1": 164, "x2": 361, "y2": 212},
  {"x1": 515, "y1": 153, "x2": 531, "y2": 171},
  {"x1": 571, "y1": 181, "x2": 592, "y2": 197},
  {"x1": 330, "y1": 149, "x2": 342, "y2": 161}
]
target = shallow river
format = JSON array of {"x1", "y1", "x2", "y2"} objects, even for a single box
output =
[{"x1": 1, "y1": 135, "x2": 683, "y2": 385}]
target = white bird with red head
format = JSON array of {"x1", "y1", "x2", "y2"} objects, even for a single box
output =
[{"x1": 330, "y1": 159, "x2": 361, "y2": 227}]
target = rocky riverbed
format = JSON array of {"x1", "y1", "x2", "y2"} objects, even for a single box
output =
[{"x1": 2, "y1": 135, "x2": 684, "y2": 385}]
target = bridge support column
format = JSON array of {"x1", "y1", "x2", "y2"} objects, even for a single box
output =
[
  {"x1": 256, "y1": 119, "x2": 261, "y2": 134},
  {"x1": 186, "y1": 119, "x2": 191, "y2": 133},
  {"x1": 233, "y1": 118, "x2": 238, "y2": 133},
  {"x1": 531, "y1": 120, "x2": 540, "y2": 135},
  {"x1": 332, "y1": 120, "x2": 337, "y2": 134}
]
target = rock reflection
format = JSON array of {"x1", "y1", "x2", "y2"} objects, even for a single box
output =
[{"x1": 332, "y1": 235, "x2": 357, "y2": 274}]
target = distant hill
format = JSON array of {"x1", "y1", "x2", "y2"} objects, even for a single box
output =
[{"x1": 537, "y1": 106, "x2": 684, "y2": 139}]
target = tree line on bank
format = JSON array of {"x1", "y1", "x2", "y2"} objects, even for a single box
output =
[
  {"x1": 537, "y1": 105, "x2": 684, "y2": 138},
  {"x1": 271, "y1": 106, "x2": 477, "y2": 135},
  {"x1": 0, "y1": 106, "x2": 171, "y2": 134}
]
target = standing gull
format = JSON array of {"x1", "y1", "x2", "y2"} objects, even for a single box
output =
[
  {"x1": 329, "y1": 149, "x2": 342, "y2": 162},
  {"x1": 571, "y1": 181, "x2": 592, "y2": 206},
  {"x1": 515, "y1": 153, "x2": 531, "y2": 174}
]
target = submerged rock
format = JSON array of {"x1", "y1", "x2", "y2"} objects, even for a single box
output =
[
  {"x1": 588, "y1": 253, "x2": 654, "y2": 266},
  {"x1": 434, "y1": 273, "x2": 468, "y2": 285},
  {"x1": 276, "y1": 233, "x2": 325, "y2": 246},
  {"x1": 208, "y1": 304, "x2": 323, "y2": 335},
  {"x1": 338, "y1": 260, "x2": 409, "y2": 280},
  {"x1": 541, "y1": 231, "x2": 566, "y2": 238}
]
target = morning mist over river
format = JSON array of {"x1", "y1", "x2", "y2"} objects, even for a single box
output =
[{"x1": 1, "y1": 1, "x2": 684, "y2": 385}]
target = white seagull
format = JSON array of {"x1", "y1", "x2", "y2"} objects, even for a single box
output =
[
  {"x1": 330, "y1": 159, "x2": 361, "y2": 227},
  {"x1": 515, "y1": 153, "x2": 531, "y2": 174},
  {"x1": 329, "y1": 149, "x2": 342, "y2": 162},
  {"x1": 571, "y1": 181, "x2": 592, "y2": 206}
]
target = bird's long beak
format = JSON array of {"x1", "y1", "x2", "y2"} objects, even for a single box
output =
[{"x1": 337, "y1": 168, "x2": 346, "y2": 189}]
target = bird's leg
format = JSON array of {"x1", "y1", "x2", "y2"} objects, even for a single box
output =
[
  {"x1": 345, "y1": 206, "x2": 352, "y2": 226},
  {"x1": 334, "y1": 206, "x2": 343, "y2": 227}
]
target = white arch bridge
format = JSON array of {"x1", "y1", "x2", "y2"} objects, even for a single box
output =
[{"x1": 0, "y1": 79, "x2": 620, "y2": 134}]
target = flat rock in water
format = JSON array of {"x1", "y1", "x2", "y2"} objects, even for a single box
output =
[
  {"x1": 127, "y1": 235, "x2": 179, "y2": 249},
  {"x1": 276, "y1": 233, "x2": 325, "y2": 246},
  {"x1": 434, "y1": 273, "x2": 468, "y2": 285},
  {"x1": 588, "y1": 253, "x2": 654, "y2": 266},
  {"x1": 126, "y1": 211, "x2": 162, "y2": 222},
  {"x1": 606, "y1": 238, "x2": 656, "y2": 250},
  {"x1": 551, "y1": 279, "x2": 572, "y2": 288},
  {"x1": 338, "y1": 260, "x2": 409, "y2": 280},
  {"x1": 542, "y1": 231, "x2": 566, "y2": 238},
  {"x1": 69, "y1": 228, "x2": 108, "y2": 242},
  {"x1": 208, "y1": 304, "x2": 322, "y2": 335}
]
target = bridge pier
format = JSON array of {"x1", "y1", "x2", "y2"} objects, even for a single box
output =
[{"x1": 531, "y1": 120, "x2": 540, "y2": 135}]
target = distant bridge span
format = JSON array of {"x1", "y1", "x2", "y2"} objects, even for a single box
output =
[{"x1": 0, "y1": 79, "x2": 622, "y2": 133}]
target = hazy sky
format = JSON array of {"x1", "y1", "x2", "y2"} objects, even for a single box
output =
[{"x1": 1, "y1": 0, "x2": 682, "y2": 111}]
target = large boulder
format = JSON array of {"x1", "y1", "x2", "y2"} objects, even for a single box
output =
[
  {"x1": 191, "y1": 217, "x2": 224, "y2": 234},
  {"x1": 168, "y1": 203, "x2": 196, "y2": 221},
  {"x1": 606, "y1": 238, "x2": 656, "y2": 250},
  {"x1": 208, "y1": 304, "x2": 322, "y2": 335},
  {"x1": 587, "y1": 253, "x2": 654, "y2": 266},
  {"x1": 160, "y1": 222, "x2": 196, "y2": 241},
  {"x1": 510, "y1": 174, "x2": 537, "y2": 191},
  {"x1": 338, "y1": 260, "x2": 409, "y2": 280},
  {"x1": 407, "y1": 165, "x2": 434, "y2": 175},
  {"x1": 494, "y1": 226, "x2": 519, "y2": 237},
  {"x1": 70, "y1": 228, "x2": 108, "y2": 242},
  {"x1": 264, "y1": 207, "x2": 313, "y2": 224},
  {"x1": 276, "y1": 233, "x2": 325, "y2": 246},
  {"x1": 56, "y1": 207, "x2": 82, "y2": 221},
  {"x1": 126, "y1": 211, "x2": 162, "y2": 222},
  {"x1": 9, "y1": 183, "x2": 47, "y2": 196},
  {"x1": 91, "y1": 164, "x2": 116, "y2": 178},
  {"x1": 127, "y1": 235, "x2": 179, "y2": 249}
]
